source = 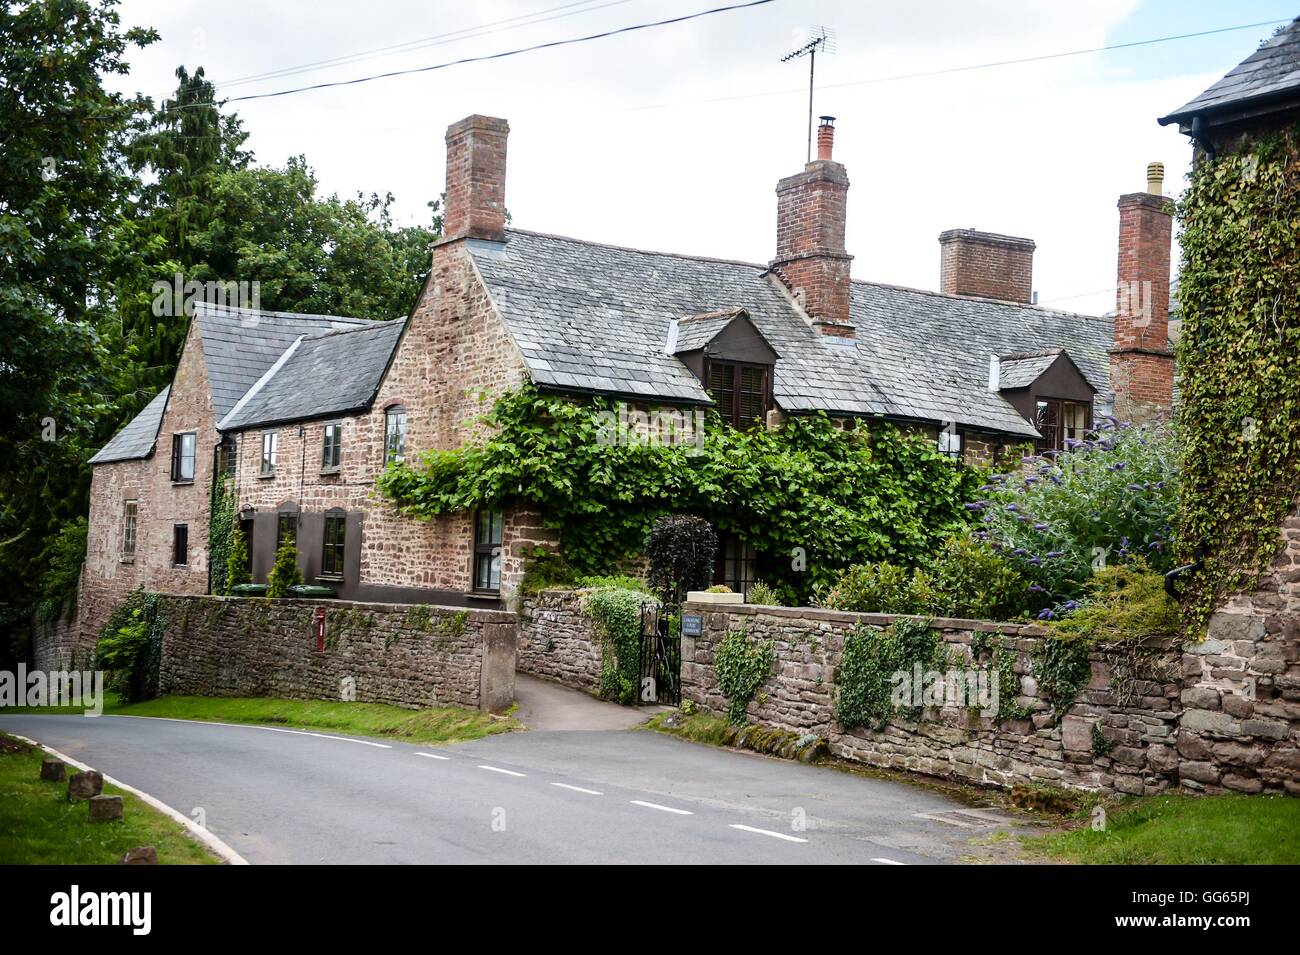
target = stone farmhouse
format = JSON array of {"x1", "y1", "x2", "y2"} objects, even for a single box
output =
[{"x1": 78, "y1": 112, "x2": 1175, "y2": 642}]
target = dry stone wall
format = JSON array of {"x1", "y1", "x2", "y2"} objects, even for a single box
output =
[{"x1": 154, "y1": 594, "x2": 517, "y2": 712}]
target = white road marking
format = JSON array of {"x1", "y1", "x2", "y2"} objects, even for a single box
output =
[
  {"x1": 110, "y1": 714, "x2": 392, "y2": 748},
  {"x1": 7, "y1": 732, "x2": 249, "y2": 865},
  {"x1": 477, "y1": 764, "x2": 526, "y2": 777},
  {"x1": 630, "y1": 800, "x2": 693, "y2": 815},
  {"x1": 872, "y1": 857, "x2": 907, "y2": 865},
  {"x1": 913, "y1": 810, "x2": 982, "y2": 829},
  {"x1": 728, "y1": 824, "x2": 807, "y2": 843},
  {"x1": 552, "y1": 782, "x2": 602, "y2": 795},
  {"x1": 415, "y1": 752, "x2": 451, "y2": 761}
]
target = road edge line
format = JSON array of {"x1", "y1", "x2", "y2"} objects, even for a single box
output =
[{"x1": 8, "y1": 732, "x2": 250, "y2": 866}]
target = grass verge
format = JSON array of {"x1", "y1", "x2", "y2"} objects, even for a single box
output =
[
  {"x1": 3, "y1": 694, "x2": 520, "y2": 746},
  {"x1": 1023, "y1": 792, "x2": 1300, "y2": 864},
  {"x1": 0, "y1": 732, "x2": 217, "y2": 865}
]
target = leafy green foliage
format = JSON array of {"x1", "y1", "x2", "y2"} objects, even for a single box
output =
[
  {"x1": 266, "y1": 540, "x2": 303, "y2": 598},
  {"x1": 973, "y1": 420, "x2": 1179, "y2": 605},
  {"x1": 1175, "y1": 126, "x2": 1300, "y2": 632},
  {"x1": 714, "y1": 625, "x2": 774, "y2": 724},
  {"x1": 208, "y1": 477, "x2": 236, "y2": 597},
  {"x1": 95, "y1": 589, "x2": 161, "y2": 703},
  {"x1": 817, "y1": 561, "x2": 920, "y2": 615},
  {"x1": 646, "y1": 515, "x2": 717, "y2": 607},
  {"x1": 582, "y1": 587, "x2": 653, "y2": 705},
  {"x1": 746, "y1": 580, "x2": 779, "y2": 606},
  {"x1": 834, "y1": 618, "x2": 942, "y2": 730},
  {"x1": 1048, "y1": 563, "x2": 1180, "y2": 645},
  {"x1": 517, "y1": 547, "x2": 648, "y2": 595},
  {"x1": 224, "y1": 525, "x2": 251, "y2": 595},
  {"x1": 378, "y1": 386, "x2": 980, "y2": 603},
  {"x1": 1033, "y1": 634, "x2": 1093, "y2": 723},
  {"x1": 34, "y1": 518, "x2": 88, "y2": 624}
]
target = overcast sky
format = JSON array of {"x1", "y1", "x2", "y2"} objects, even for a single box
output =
[{"x1": 109, "y1": 0, "x2": 1295, "y2": 316}]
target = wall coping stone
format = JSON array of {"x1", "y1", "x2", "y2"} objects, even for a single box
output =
[
  {"x1": 683, "y1": 601, "x2": 1048, "y2": 636},
  {"x1": 157, "y1": 592, "x2": 517, "y2": 625}
]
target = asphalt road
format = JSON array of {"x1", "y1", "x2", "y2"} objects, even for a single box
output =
[{"x1": 1, "y1": 712, "x2": 1025, "y2": 864}]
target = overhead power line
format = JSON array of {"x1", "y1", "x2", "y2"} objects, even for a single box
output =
[{"x1": 200, "y1": 0, "x2": 777, "y2": 107}]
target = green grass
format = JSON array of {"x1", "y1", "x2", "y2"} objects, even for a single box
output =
[
  {"x1": 1025, "y1": 792, "x2": 1300, "y2": 864},
  {"x1": 0, "y1": 733, "x2": 218, "y2": 865},
  {"x1": 645, "y1": 710, "x2": 733, "y2": 746},
  {"x1": 3, "y1": 694, "x2": 520, "y2": 745}
]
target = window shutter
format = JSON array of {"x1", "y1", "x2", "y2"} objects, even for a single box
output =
[
  {"x1": 707, "y1": 363, "x2": 737, "y2": 426},
  {"x1": 170, "y1": 435, "x2": 179, "y2": 481},
  {"x1": 738, "y1": 366, "x2": 766, "y2": 424}
]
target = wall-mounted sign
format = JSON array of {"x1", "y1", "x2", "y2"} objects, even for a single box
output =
[
  {"x1": 681, "y1": 613, "x2": 703, "y2": 637},
  {"x1": 315, "y1": 607, "x2": 326, "y2": 652}
]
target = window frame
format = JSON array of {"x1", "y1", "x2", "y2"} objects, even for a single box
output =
[
  {"x1": 216, "y1": 434, "x2": 237, "y2": 479},
  {"x1": 321, "y1": 422, "x2": 342, "y2": 472},
  {"x1": 938, "y1": 427, "x2": 962, "y2": 458},
  {"x1": 384, "y1": 406, "x2": 407, "y2": 465},
  {"x1": 170, "y1": 431, "x2": 196, "y2": 483},
  {"x1": 122, "y1": 500, "x2": 138, "y2": 560},
  {"x1": 471, "y1": 509, "x2": 503, "y2": 594},
  {"x1": 172, "y1": 523, "x2": 188, "y2": 566},
  {"x1": 321, "y1": 511, "x2": 347, "y2": 579},
  {"x1": 1034, "y1": 398, "x2": 1093, "y2": 453},
  {"x1": 276, "y1": 510, "x2": 298, "y2": 552},
  {"x1": 705, "y1": 359, "x2": 772, "y2": 430},
  {"x1": 260, "y1": 430, "x2": 278, "y2": 476}
]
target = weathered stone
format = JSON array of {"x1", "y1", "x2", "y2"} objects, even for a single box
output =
[
  {"x1": 87, "y1": 794, "x2": 124, "y2": 822},
  {"x1": 1221, "y1": 693, "x2": 1254, "y2": 718},
  {"x1": 1179, "y1": 760, "x2": 1221, "y2": 784},
  {"x1": 1241, "y1": 718, "x2": 1288, "y2": 740},
  {"x1": 1179, "y1": 709, "x2": 1241, "y2": 737},
  {"x1": 39, "y1": 759, "x2": 66, "y2": 782},
  {"x1": 67, "y1": 770, "x2": 103, "y2": 801},
  {"x1": 1211, "y1": 741, "x2": 1268, "y2": 768},
  {"x1": 1207, "y1": 612, "x2": 1265, "y2": 644},
  {"x1": 1221, "y1": 773, "x2": 1263, "y2": 794},
  {"x1": 1180, "y1": 686, "x2": 1220, "y2": 710},
  {"x1": 1146, "y1": 743, "x2": 1178, "y2": 773},
  {"x1": 1061, "y1": 715, "x2": 1091, "y2": 752},
  {"x1": 119, "y1": 846, "x2": 158, "y2": 865}
]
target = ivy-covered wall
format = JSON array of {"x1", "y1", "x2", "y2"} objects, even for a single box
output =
[{"x1": 1176, "y1": 124, "x2": 1300, "y2": 631}]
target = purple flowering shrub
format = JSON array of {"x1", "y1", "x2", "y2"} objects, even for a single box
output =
[{"x1": 970, "y1": 419, "x2": 1179, "y2": 615}]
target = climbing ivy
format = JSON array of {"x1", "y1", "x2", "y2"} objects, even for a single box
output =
[
  {"x1": 1033, "y1": 634, "x2": 1092, "y2": 724},
  {"x1": 95, "y1": 589, "x2": 164, "y2": 703},
  {"x1": 583, "y1": 587, "x2": 653, "y2": 705},
  {"x1": 1176, "y1": 125, "x2": 1300, "y2": 632},
  {"x1": 834, "y1": 617, "x2": 943, "y2": 730},
  {"x1": 208, "y1": 477, "x2": 236, "y2": 597},
  {"x1": 714, "y1": 625, "x2": 774, "y2": 724},
  {"x1": 377, "y1": 385, "x2": 981, "y2": 603}
]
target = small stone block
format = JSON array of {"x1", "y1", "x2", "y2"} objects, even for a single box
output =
[
  {"x1": 119, "y1": 846, "x2": 158, "y2": 865},
  {"x1": 40, "y1": 759, "x2": 66, "y2": 782},
  {"x1": 88, "y1": 794, "x2": 124, "y2": 822},
  {"x1": 67, "y1": 770, "x2": 103, "y2": 801}
]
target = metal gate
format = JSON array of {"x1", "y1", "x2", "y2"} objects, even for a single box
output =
[{"x1": 638, "y1": 603, "x2": 681, "y2": 706}]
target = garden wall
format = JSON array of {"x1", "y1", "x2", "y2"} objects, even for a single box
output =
[
  {"x1": 30, "y1": 595, "x2": 90, "y2": 672},
  {"x1": 153, "y1": 595, "x2": 517, "y2": 712},
  {"x1": 681, "y1": 603, "x2": 1183, "y2": 796},
  {"x1": 517, "y1": 590, "x2": 602, "y2": 692}
]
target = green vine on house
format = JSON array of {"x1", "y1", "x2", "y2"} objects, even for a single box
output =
[
  {"x1": 208, "y1": 476, "x2": 236, "y2": 597},
  {"x1": 377, "y1": 385, "x2": 981, "y2": 603},
  {"x1": 1175, "y1": 125, "x2": 1300, "y2": 632}
]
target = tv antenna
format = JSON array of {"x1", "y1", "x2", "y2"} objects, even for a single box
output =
[{"x1": 781, "y1": 25, "x2": 836, "y2": 163}]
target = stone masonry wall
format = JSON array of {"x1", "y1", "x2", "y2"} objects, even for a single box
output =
[
  {"x1": 30, "y1": 594, "x2": 88, "y2": 672},
  {"x1": 154, "y1": 594, "x2": 517, "y2": 712},
  {"x1": 1177, "y1": 506, "x2": 1300, "y2": 795},
  {"x1": 518, "y1": 590, "x2": 602, "y2": 692},
  {"x1": 682, "y1": 604, "x2": 1181, "y2": 795}
]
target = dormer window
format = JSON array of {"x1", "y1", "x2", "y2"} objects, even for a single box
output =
[
  {"x1": 707, "y1": 361, "x2": 771, "y2": 429},
  {"x1": 669, "y1": 308, "x2": 780, "y2": 432}
]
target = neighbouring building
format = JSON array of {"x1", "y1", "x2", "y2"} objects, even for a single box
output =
[{"x1": 77, "y1": 111, "x2": 1176, "y2": 645}]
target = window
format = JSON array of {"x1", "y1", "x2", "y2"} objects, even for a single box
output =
[
  {"x1": 122, "y1": 501, "x2": 138, "y2": 559},
  {"x1": 216, "y1": 434, "x2": 237, "y2": 478},
  {"x1": 385, "y1": 406, "x2": 407, "y2": 464},
  {"x1": 322, "y1": 513, "x2": 346, "y2": 578},
  {"x1": 715, "y1": 535, "x2": 757, "y2": 598},
  {"x1": 322, "y1": 423, "x2": 342, "y2": 471},
  {"x1": 172, "y1": 524, "x2": 188, "y2": 566},
  {"x1": 706, "y1": 361, "x2": 770, "y2": 429},
  {"x1": 277, "y1": 511, "x2": 297, "y2": 551},
  {"x1": 260, "y1": 431, "x2": 278, "y2": 476},
  {"x1": 938, "y1": 428, "x2": 962, "y2": 457},
  {"x1": 170, "y1": 432, "x2": 196, "y2": 482},
  {"x1": 472, "y1": 510, "x2": 502, "y2": 592},
  {"x1": 1035, "y1": 399, "x2": 1093, "y2": 453}
]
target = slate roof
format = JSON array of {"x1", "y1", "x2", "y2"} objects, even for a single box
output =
[
  {"x1": 194, "y1": 303, "x2": 371, "y2": 420},
  {"x1": 1160, "y1": 18, "x2": 1300, "y2": 127},
  {"x1": 88, "y1": 387, "x2": 171, "y2": 465},
  {"x1": 218, "y1": 318, "x2": 406, "y2": 431},
  {"x1": 998, "y1": 352, "x2": 1060, "y2": 390},
  {"x1": 673, "y1": 309, "x2": 747, "y2": 354},
  {"x1": 469, "y1": 229, "x2": 1113, "y2": 438}
]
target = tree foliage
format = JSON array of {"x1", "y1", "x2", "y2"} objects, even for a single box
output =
[{"x1": 646, "y1": 515, "x2": 717, "y2": 607}]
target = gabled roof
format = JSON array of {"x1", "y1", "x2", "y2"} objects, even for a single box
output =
[
  {"x1": 193, "y1": 303, "x2": 371, "y2": 419},
  {"x1": 218, "y1": 318, "x2": 406, "y2": 431},
  {"x1": 88, "y1": 387, "x2": 170, "y2": 465},
  {"x1": 998, "y1": 352, "x2": 1060, "y2": 390},
  {"x1": 672, "y1": 309, "x2": 744, "y2": 354},
  {"x1": 1160, "y1": 18, "x2": 1300, "y2": 130},
  {"x1": 469, "y1": 229, "x2": 1110, "y2": 438}
]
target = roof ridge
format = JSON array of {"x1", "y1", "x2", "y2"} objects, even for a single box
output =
[
  {"x1": 303, "y1": 316, "x2": 405, "y2": 342},
  {"x1": 193, "y1": 301, "x2": 371, "y2": 325},
  {"x1": 506, "y1": 227, "x2": 769, "y2": 271},
  {"x1": 849, "y1": 276, "x2": 1108, "y2": 321}
]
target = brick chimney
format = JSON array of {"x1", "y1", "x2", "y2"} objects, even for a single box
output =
[
  {"x1": 771, "y1": 116, "x2": 854, "y2": 338},
  {"x1": 442, "y1": 115, "x2": 509, "y2": 242},
  {"x1": 1110, "y1": 162, "x2": 1174, "y2": 422},
  {"x1": 938, "y1": 229, "x2": 1035, "y2": 303}
]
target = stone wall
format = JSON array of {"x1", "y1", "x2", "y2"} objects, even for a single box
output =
[
  {"x1": 517, "y1": 590, "x2": 602, "y2": 692},
  {"x1": 31, "y1": 594, "x2": 92, "y2": 672},
  {"x1": 154, "y1": 594, "x2": 517, "y2": 712},
  {"x1": 681, "y1": 604, "x2": 1181, "y2": 795},
  {"x1": 1177, "y1": 507, "x2": 1300, "y2": 795}
]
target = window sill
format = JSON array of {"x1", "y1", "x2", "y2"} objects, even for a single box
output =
[
  {"x1": 257, "y1": 472, "x2": 275, "y2": 480},
  {"x1": 319, "y1": 468, "x2": 341, "y2": 476},
  {"x1": 119, "y1": 555, "x2": 135, "y2": 564},
  {"x1": 465, "y1": 590, "x2": 501, "y2": 601},
  {"x1": 171, "y1": 480, "x2": 194, "y2": 487},
  {"x1": 317, "y1": 575, "x2": 344, "y2": 583}
]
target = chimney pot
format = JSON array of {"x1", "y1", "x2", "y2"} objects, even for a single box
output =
[
  {"x1": 1146, "y1": 161, "x2": 1165, "y2": 195},
  {"x1": 816, "y1": 116, "x2": 836, "y2": 160}
]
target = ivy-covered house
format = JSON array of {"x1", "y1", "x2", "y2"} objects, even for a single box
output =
[{"x1": 77, "y1": 111, "x2": 1175, "y2": 643}]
